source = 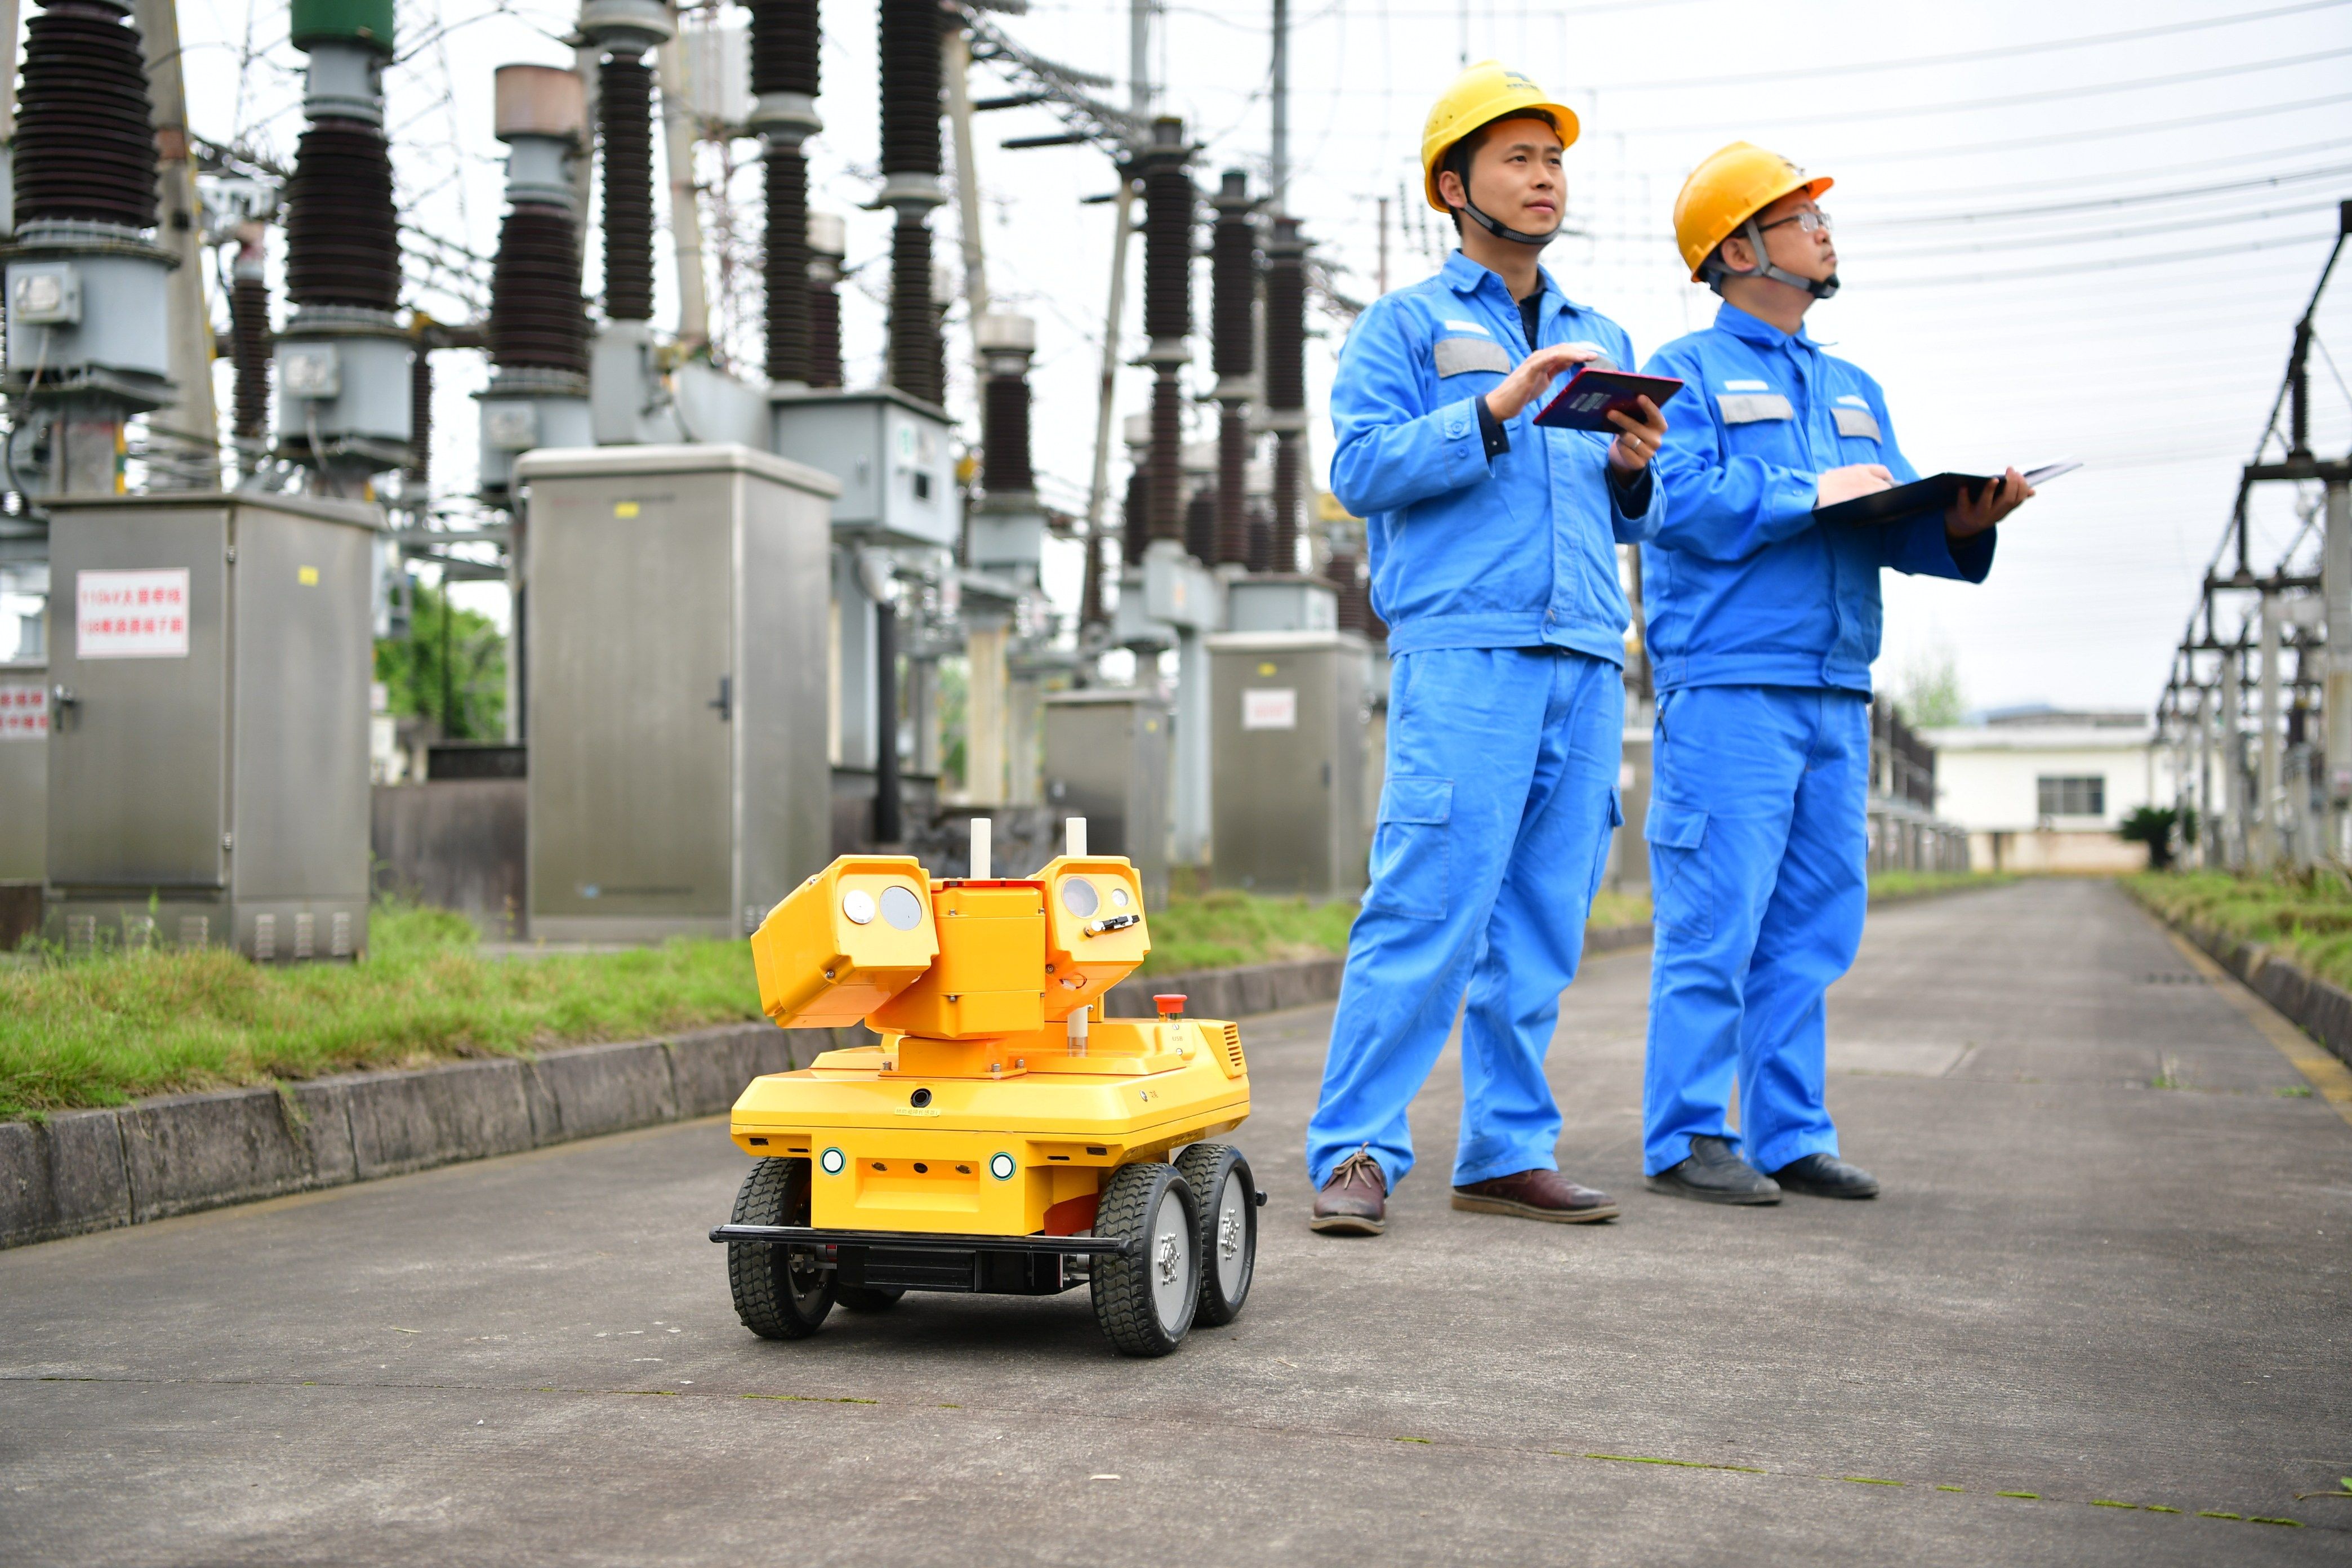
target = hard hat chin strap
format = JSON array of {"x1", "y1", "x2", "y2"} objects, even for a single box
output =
[
  {"x1": 1716, "y1": 216, "x2": 1837, "y2": 299},
  {"x1": 1457, "y1": 194, "x2": 1559, "y2": 248}
]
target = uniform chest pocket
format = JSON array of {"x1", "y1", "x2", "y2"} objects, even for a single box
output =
[
  {"x1": 1833, "y1": 404, "x2": 1882, "y2": 440},
  {"x1": 1434, "y1": 336, "x2": 1514, "y2": 378},
  {"x1": 1718, "y1": 392, "x2": 1798, "y2": 464}
]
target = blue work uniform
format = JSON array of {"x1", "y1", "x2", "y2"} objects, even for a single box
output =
[
  {"x1": 1306, "y1": 251, "x2": 1662, "y2": 1192},
  {"x1": 1636, "y1": 301, "x2": 1995, "y2": 1177}
]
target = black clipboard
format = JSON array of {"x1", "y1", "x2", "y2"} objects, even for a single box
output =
[
  {"x1": 1813, "y1": 460, "x2": 2081, "y2": 527},
  {"x1": 1531, "y1": 368, "x2": 1685, "y2": 432}
]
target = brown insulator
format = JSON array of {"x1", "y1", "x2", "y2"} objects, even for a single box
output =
[
  {"x1": 889, "y1": 211, "x2": 943, "y2": 404},
  {"x1": 489, "y1": 204, "x2": 590, "y2": 373},
  {"x1": 749, "y1": 0, "x2": 819, "y2": 97},
  {"x1": 1122, "y1": 464, "x2": 1150, "y2": 564},
  {"x1": 1142, "y1": 159, "x2": 1193, "y2": 344},
  {"x1": 230, "y1": 272, "x2": 271, "y2": 441},
  {"x1": 877, "y1": 0, "x2": 943, "y2": 177},
  {"x1": 1148, "y1": 376, "x2": 1183, "y2": 543},
  {"x1": 1215, "y1": 408, "x2": 1249, "y2": 566},
  {"x1": 1264, "y1": 218, "x2": 1307, "y2": 413},
  {"x1": 1209, "y1": 171, "x2": 1255, "y2": 378},
  {"x1": 764, "y1": 145, "x2": 810, "y2": 382},
  {"x1": 598, "y1": 55, "x2": 656, "y2": 321},
  {"x1": 408, "y1": 347, "x2": 432, "y2": 487},
  {"x1": 1080, "y1": 528, "x2": 1106, "y2": 628},
  {"x1": 1328, "y1": 550, "x2": 1364, "y2": 631},
  {"x1": 1184, "y1": 484, "x2": 1214, "y2": 563},
  {"x1": 286, "y1": 122, "x2": 400, "y2": 310},
  {"x1": 1246, "y1": 505, "x2": 1272, "y2": 574},
  {"x1": 1271, "y1": 434, "x2": 1302, "y2": 572},
  {"x1": 809, "y1": 283, "x2": 844, "y2": 389},
  {"x1": 982, "y1": 372, "x2": 1033, "y2": 497},
  {"x1": 14, "y1": 0, "x2": 156, "y2": 230}
]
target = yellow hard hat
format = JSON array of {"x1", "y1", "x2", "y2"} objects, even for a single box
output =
[
  {"x1": 1420, "y1": 60, "x2": 1580, "y2": 214},
  {"x1": 1672, "y1": 141, "x2": 1833, "y2": 282}
]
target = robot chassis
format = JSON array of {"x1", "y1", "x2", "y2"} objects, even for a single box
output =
[{"x1": 710, "y1": 821, "x2": 1262, "y2": 1356}]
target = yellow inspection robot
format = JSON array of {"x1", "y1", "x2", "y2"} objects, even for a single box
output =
[{"x1": 710, "y1": 819, "x2": 1259, "y2": 1357}]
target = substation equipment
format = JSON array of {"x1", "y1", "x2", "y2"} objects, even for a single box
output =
[
  {"x1": 710, "y1": 818, "x2": 1261, "y2": 1357},
  {"x1": 1209, "y1": 629, "x2": 1370, "y2": 899},
  {"x1": 43, "y1": 493, "x2": 376, "y2": 959},
  {"x1": 518, "y1": 444, "x2": 838, "y2": 942},
  {"x1": 1043, "y1": 687, "x2": 1171, "y2": 909}
]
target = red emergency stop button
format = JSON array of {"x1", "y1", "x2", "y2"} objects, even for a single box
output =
[{"x1": 1153, "y1": 994, "x2": 1187, "y2": 1019}]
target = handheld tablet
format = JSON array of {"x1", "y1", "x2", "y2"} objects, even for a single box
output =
[{"x1": 1531, "y1": 368, "x2": 1685, "y2": 432}]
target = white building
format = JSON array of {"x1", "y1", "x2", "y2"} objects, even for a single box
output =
[{"x1": 1922, "y1": 708, "x2": 2177, "y2": 874}]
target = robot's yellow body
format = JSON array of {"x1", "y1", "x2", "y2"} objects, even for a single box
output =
[{"x1": 714, "y1": 832, "x2": 1260, "y2": 1356}]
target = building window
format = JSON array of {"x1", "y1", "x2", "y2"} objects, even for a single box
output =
[{"x1": 2037, "y1": 775, "x2": 2105, "y2": 818}]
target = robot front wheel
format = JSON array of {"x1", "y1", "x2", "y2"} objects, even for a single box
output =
[{"x1": 727, "y1": 1157, "x2": 835, "y2": 1339}]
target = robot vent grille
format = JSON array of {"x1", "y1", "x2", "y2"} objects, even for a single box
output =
[{"x1": 1216, "y1": 1023, "x2": 1246, "y2": 1078}]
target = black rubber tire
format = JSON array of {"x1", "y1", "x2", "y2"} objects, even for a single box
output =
[
  {"x1": 1174, "y1": 1143, "x2": 1257, "y2": 1326},
  {"x1": 835, "y1": 1285, "x2": 906, "y2": 1313},
  {"x1": 727, "y1": 1158, "x2": 836, "y2": 1340},
  {"x1": 1089, "y1": 1162, "x2": 1200, "y2": 1357}
]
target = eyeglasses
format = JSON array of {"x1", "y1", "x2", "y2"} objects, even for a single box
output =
[{"x1": 1755, "y1": 208, "x2": 1832, "y2": 236}]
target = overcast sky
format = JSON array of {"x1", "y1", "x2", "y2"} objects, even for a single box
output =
[{"x1": 175, "y1": 0, "x2": 2352, "y2": 719}]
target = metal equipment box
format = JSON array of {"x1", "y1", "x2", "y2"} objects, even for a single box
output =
[
  {"x1": 1225, "y1": 575, "x2": 1337, "y2": 634},
  {"x1": 0, "y1": 661, "x2": 45, "y2": 884},
  {"x1": 1042, "y1": 688, "x2": 1170, "y2": 910},
  {"x1": 1208, "y1": 630, "x2": 1371, "y2": 899},
  {"x1": 519, "y1": 444, "x2": 839, "y2": 942},
  {"x1": 769, "y1": 387, "x2": 958, "y2": 549},
  {"x1": 43, "y1": 495, "x2": 377, "y2": 959}
]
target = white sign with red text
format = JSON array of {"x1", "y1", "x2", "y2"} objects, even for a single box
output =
[
  {"x1": 0, "y1": 681, "x2": 45, "y2": 740},
  {"x1": 1242, "y1": 688, "x2": 1298, "y2": 731},
  {"x1": 77, "y1": 568, "x2": 190, "y2": 658}
]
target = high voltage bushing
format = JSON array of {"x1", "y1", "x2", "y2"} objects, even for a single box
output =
[
  {"x1": 1122, "y1": 459, "x2": 1150, "y2": 564},
  {"x1": 875, "y1": 0, "x2": 948, "y2": 406},
  {"x1": 2, "y1": 0, "x2": 175, "y2": 496},
  {"x1": 480, "y1": 64, "x2": 593, "y2": 500},
  {"x1": 274, "y1": 0, "x2": 412, "y2": 480},
  {"x1": 1184, "y1": 486, "x2": 1215, "y2": 564},
  {"x1": 1137, "y1": 118, "x2": 1195, "y2": 547},
  {"x1": 1209, "y1": 169, "x2": 1259, "y2": 568},
  {"x1": 807, "y1": 211, "x2": 846, "y2": 389},
  {"x1": 598, "y1": 56, "x2": 656, "y2": 322},
  {"x1": 750, "y1": 0, "x2": 819, "y2": 386},
  {"x1": 408, "y1": 348, "x2": 433, "y2": 486},
  {"x1": 1263, "y1": 213, "x2": 1309, "y2": 573},
  {"x1": 14, "y1": 0, "x2": 155, "y2": 229},
  {"x1": 230, "y1": 255, "x2": 270, "y2": 442},
  {"x1": 975, "y1": 312, "x2": 1037, "y2": 501}
]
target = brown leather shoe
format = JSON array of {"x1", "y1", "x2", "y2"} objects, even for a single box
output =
[
  {"x1": 1311, "y1": 1149, "x2": 1388, "y2": 1235},
  {"x1": 1451, "y1": 1168, "x2": 1619, "y2": 1224}
]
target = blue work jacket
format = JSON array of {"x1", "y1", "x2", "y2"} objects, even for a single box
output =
[
  {"x1": 1329, "y1": 251, "x2": 1661, "y2": 662},
  {"x1": 1637, "y1": 302, "x2": 1995, "y2": 696}
]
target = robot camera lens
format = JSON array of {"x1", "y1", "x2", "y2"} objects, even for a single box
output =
[
  {"x1": 841, "y1": 889, "x2": 876, "y2": 925},
  {"x1": 910, "y1": 1088, "x2": 932, "y2": 1108},
  {"x1": 1059, "y1": 877, "x2": 1101, "y2": 917},
  {"x1": 879, "y1": 884, "x2": 924, "y2": 930}
]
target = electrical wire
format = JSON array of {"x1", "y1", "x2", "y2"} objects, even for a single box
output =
[
  {"x1": 1852, "y1": 165, "x2": 2352, "y2": 230},
  {"x1": 1835, "y1": 93, "x2": 2352, "y2": 166}
]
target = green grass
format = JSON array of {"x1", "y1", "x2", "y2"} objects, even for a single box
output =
[
  {"x1": 3, "y1": 867, "x2": 2004, "y2": 1120},
  {"x1": 1869, "y1": 869, "x2": 2012, "y2": 899},
  {"x1": 0, "y1": 901, "x2": 764, "y2": 1122},
  {"x1": 2126, "y1": 868, "x2": 2352, "y2": 994}
]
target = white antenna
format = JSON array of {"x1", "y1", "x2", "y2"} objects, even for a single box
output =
[
  {"x1": 1065, "y1": 816, "x2": 1088, "y2": 857},
  {"x1": 970, "y1": 816, "x2": 992, "y2": 880}
]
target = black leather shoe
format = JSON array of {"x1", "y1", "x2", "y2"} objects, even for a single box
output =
[
  {"x1": 1645, "y1": 1134, "x2": 1781, "y2": 1205},
  {"x1": 1770, "y1": 1153, "x2": 1879, "y2": 1199}
]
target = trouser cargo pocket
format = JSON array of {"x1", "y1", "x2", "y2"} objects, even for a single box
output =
[
  {"x1": 1645, "y1": 800, "x2": 1710, "y2": 939},
  {"x1": 1365, "y1": 776, "x2": 1451, "y2": 921}
]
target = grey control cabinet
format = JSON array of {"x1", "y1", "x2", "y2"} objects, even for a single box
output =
[
  {"x1": 0, "y1": 661, "x2": 46, "y2": 883},
  {"x1": 1209, "y1": 630, "x2": 1371, "y2": 899},
  {"x1": 519, "y1": 444, "x2": 839, "y2": 942},
  {"x1": 43, "y1": 495, "x2": 377, "y2": 959},
  {"x1": 768, "y1": 387, "x2": 958, "y2": 549},
  {"x1": 1042, "y1": 687, "x2": 1170, "y2": 910}
]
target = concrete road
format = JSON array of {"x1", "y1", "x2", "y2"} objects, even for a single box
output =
[{"x1": 3, "y1": 880, "x2": 2347, "y2": 1565}]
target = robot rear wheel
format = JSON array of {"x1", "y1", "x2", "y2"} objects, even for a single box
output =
[
  {"x1": 1089, "y1": 1162, "x2": 1200, "y2": 1357},
  {"x1": 1174, "y1": 1143, "x2": 1257, "y2": 1326},
  {"x1": 727, "y1": 1157, "x2": 836, "y2": 1339}
]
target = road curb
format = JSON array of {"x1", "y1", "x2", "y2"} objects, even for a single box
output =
[{"x1": 2123, "y1": 884, "x2": 2352, "y2": 1073}]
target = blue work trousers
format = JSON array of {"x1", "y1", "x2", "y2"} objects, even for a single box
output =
[
  {"x1": 1307, "y1": 647, "x2": 1625, "y2": 1191},
  {"x1": 1642, "y1": 685, "x2": 1869, "y2": 1175}
]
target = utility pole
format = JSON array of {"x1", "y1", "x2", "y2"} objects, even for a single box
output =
[
  {"x1": 1376, "y1": 194, "x2": 1388, "y2": 296},
  {"x1": 656, "y1": 5, "x2": 709, "y2": 351},
  {"x1": 136, "y1": 0, "x2": 220, "y2": 489},
  {"x1": 1269, "y1": 0, "x2": 1288, "y2": 216},
  {"x1": 1080, "y1": 0, "x2": 1155, "y2": 624},
  {"x1": 0, "y1": 0, "x2": 18, "y2": 241},
  {"x1": 2327, "y1": 473, "x2": 2352, "y2": 858},
  {"x1": 945, "y1": 21, "x2": 990, "y2": 336},
  {"x1": 2222, "y1": 636, "x2": 2245, "y2": 870}
]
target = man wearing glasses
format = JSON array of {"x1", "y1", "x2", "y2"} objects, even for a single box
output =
[{"x1": 1634, "y1": 143, "x2": 2033, "y2": 1206}]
